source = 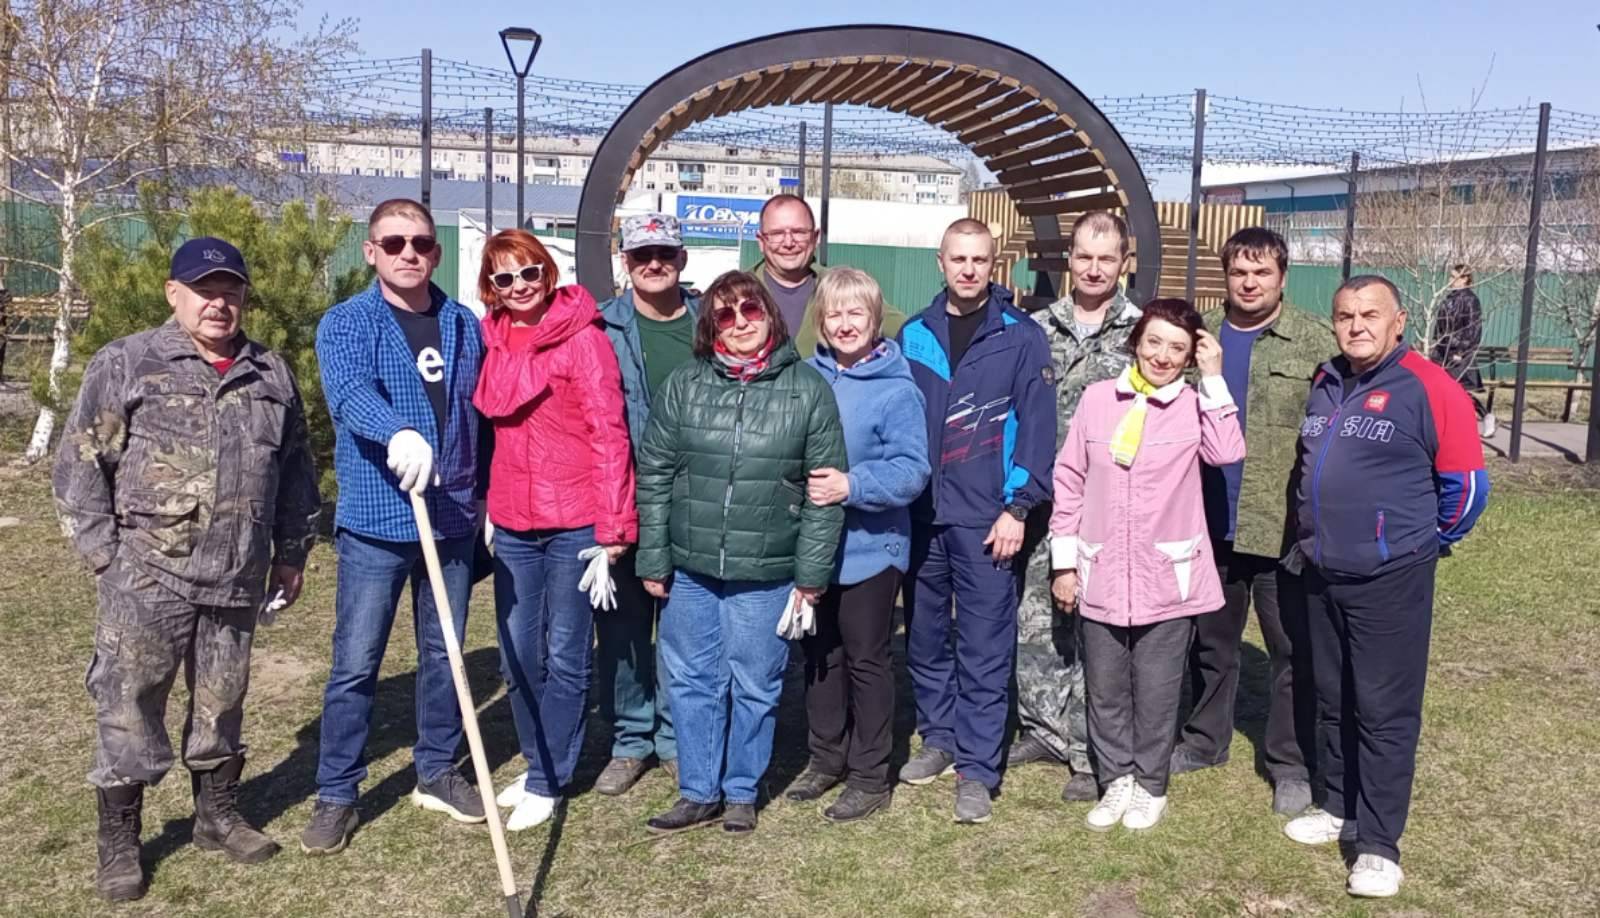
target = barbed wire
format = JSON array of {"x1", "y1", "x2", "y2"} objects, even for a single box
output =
[{"x1": 314, "y1": 57, "x2": 1600, "y2": 171}]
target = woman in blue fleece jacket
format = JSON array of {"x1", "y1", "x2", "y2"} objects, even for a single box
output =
[{"x1": 788, "y1": 267, "x2": 931, "y2": 823}]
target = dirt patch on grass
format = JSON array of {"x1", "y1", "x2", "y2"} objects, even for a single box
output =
[
  {"x1": 1080, "y1": 882, "x2": 1140, "y2": 918},
  {"x1": 251, "y1": 651, "x2": 318, "y2": 704}
]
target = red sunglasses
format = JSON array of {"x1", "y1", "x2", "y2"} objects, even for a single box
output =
[{"x1": 713, "y1": 299, "x2": 767, "y2": 330}]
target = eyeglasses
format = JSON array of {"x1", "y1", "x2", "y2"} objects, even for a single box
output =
[
  {"x1": 713, "y1": 299, "x2": 767, "y2": 330},
  {"x1": 758, "y1": 229, "x2": 814, "y2": 242},
  {"x1": 628, "y1": 245, "x2": 682, "y2": 264},
  {"x1": 373, "y1": 234, "x2": 438, "y2": 256},
  {"x1": 489, "y1": 264, "x2": 545, "y2": 289}
]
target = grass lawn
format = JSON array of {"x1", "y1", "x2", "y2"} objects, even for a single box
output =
[{"x1": 2, "y1": 417, "x2": 1597, "y2": 917}]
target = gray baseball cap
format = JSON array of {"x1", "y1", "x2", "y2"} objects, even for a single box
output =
[{"x1": 621, "y1": 213, "x2": 682, "y2": 251}]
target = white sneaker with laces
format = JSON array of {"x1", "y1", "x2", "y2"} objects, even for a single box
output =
[
  {"x1": 1085, "y1": 775, "x2": 1135, "y2": 832},
  {"x1": 1348, "y1": 853, "x2": 1404, "y2": 898},
  {"x1": 495, "y1": 771, "x2": 531, "y2": 809},
  {"x1": 1121, "y1": 784, "x2": 1167, "y2": 830},
  {"x1": 505, "y1": 793, "x2": 559, "y2": 831},
  {"x1": 1284, "y1": 807, "x2": 1356, "y2": 845}
]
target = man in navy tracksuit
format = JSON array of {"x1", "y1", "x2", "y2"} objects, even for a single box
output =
[
  {"x1": 1284, "y1": 275, "x2": 1488, "y2": 899},
  {"x1": 896, "y1": 218, "x2": 1055, "y2": 824}
]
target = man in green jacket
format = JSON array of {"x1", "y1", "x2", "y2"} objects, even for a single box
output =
[
  {"x1": 751, "y1": 194, "x2": 904, "y2": 353},
  {"x1": 1011, "y1": 211, "x2": 1143, "y2": 802},
  {"x1": 1174, "y1": 227, "x2": 1332, "y2": 817}
]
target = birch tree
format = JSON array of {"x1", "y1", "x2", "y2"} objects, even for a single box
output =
[{"x1": 0, "y1": 0, "x2": 353, "y2": 462}]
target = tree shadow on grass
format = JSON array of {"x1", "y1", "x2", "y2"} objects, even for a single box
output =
[{"x1": 142, "y1": 644, "x2": 517, "y2": 881}]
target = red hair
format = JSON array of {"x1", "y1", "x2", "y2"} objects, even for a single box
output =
[{"x1": 477, "y1": 229, "x2": 560, "y2": 309}]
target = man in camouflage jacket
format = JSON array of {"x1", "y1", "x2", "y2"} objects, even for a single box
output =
[
  {"x1": 1013, "y1": 212, "x2": 1143, "y2": 801},
  {"x1": 1175, "y1": 227, "x2": 1330, "y2": 817},
  {"x1": 53, "y1": 238, "x2": 320, "y2": 902}
]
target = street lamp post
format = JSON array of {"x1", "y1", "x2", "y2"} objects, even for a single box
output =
[{"x1": 499, "y1": 26, "x2": 543, "y2": 230}]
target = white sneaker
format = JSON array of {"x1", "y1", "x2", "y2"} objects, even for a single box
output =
[
  {"x1": 1085, "y1": 775, "x2": 1135, "y2": 832},
  {"x1": 1284, "y1": 807, "x2": 1357, "y2": 845},
  {"x1": 495, "y1": 771, "x2": 530, "y2": 808},
  {"x1": 505, "y1": 793, "x2": 559, "y2": 831},
  {"x1": 1479, "y1": 413, "x2": 1497, "y2": 438},
  {"x1": 1121, "y1": 784, "x2": 1167, "y2": 830},
  {"x1": 1347, "y1": 853, "x2": 1404, "y2": 898}
]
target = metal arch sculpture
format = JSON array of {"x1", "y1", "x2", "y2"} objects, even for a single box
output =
[{"x1": 576, "y1": 25, "x2": 1159, "y2": 307}]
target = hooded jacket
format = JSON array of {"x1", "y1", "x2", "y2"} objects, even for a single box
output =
[
  {"x1": 474, "y1": 285, "x2": 637, "y2": 543},
  {"x1": 809, "y1": 340, "x2": 931, "y2": 585}
]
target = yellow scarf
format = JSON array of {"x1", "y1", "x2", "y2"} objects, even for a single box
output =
[{"x1": 1109, "y1": 365, "x2": 1159, "y2": 468}]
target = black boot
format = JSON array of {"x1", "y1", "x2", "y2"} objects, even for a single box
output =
[
  {"x1": 95, "y1": 785, "x2": 146, "y2": 902},
  {"x1": 192, "y1": 755, "x2": 280, "y2": 864},
  {"x1": 646, "y1": 798, "x2": 723, "y2": 835}
]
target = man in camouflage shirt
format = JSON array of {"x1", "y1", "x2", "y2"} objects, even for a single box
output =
[
  {"x1": 53, "y1": 238, "x2": 321, "y2": 902},
  {"x1": 1013, "y1": 211, "x2": 1143, "y2": 802},
  {"x1": 1174, "y1": 227, "x2": 1329, "y2": 817}
]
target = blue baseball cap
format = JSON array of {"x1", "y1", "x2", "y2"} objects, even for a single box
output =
[{"x1": 170, "y1": 237, "x2": 250, "y2": 284}]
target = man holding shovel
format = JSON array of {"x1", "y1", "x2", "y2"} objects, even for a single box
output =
[
  {"x1": 54, "y1": 237, "x2": 322, "y2": 901},
  {"x1": 303, "y1": 198, "x2": 490, "y2": 855}
]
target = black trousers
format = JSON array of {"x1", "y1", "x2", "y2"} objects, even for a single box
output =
[
  {"x1": 1182, "y1": 544, "x2": 1317, "y2": 781},
  {"x1": 1082, "y1": 615, "x2": 1195, "y2": 797},
  {"x1": 1307, "y1": 559, "x2": 1436, "y2": 864},
  {"x1": 800, "y1": 566, "x2": 901, "y2": 793}
]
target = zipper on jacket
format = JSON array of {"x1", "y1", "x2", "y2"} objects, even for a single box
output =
[{"x1": 718, "y1": 382, "x2": 749, "y2": 577}]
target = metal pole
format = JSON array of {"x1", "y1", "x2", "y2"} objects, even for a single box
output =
[
  {"x1": 484, "y1": 107, "x2": 494, "y2": 235},
  {"x1": 420, "y1": 49, "x2": 433, "y2": 208},
  {"x1": 796, "y1": 122, "x2": 807, "y2": 200},
  {"x1": 820, "y1": 103, "x2": 833, "y2": 265},
  {"x1": 1341, "y1": 151, "x2": 1359, "y2": 281},
  {"x1": 516, "y1": 75, "x2": 526, "y2": 229},
  {"x1": 1184, "y1": 88, "x2": 1206, "y2": 303},
  {"x1": 1510, "y1": 102, "x2": 1552, "y2": 463}
]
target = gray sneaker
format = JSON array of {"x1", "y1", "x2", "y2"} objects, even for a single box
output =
[
  {"x1": 898, "y1": 747, "x2": 956, "y2": 786},
  {"x1": 299, "y1": 801, "x2": 358, "y2": 855},
  {"x1": 953, "y1": 778, "x2": 992, "y2": 824},
  {"x1": 410, "y1": 769, "x2": 486, "y2": 823},
  {"x1": 1272, "y1": 778, "x2": 1314, "y2": 816}
]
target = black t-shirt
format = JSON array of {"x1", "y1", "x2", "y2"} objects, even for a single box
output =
[
  {"x1": 390, "y1": 302, "x2": 449, "y2": 439},
  {"x1": 946, "y1": 302, "x2": 987, "y2": 370}
]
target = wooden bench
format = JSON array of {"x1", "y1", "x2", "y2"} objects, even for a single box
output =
[
  {"x1": 1475, "y1": 345, "x2": 1594, "y2": 422},
  {"x1": 3, "y1": 295, "x2": 90, "y2": 343}
]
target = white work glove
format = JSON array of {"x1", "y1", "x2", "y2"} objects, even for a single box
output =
[
  {"x1": 386, "y1": 429, "x2": 434, "y2": 495},
  {"x1": 776, "y1": 589, "x2": 815, "y2": 640},
  {"x1": 577, "y1": 546, "x2": 617, "y2": 611},
  {"x1": 477, "y1": 500, "x2": 494, "y2": 552},
  {"x1": 258, "y1": 588, "x2": 288, "y2": 626}
]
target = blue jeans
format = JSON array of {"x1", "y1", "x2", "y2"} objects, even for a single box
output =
[
  {"x1": 594, "y1": 551, "x2": 676, "y2": 761},
  {"x1": 316, "y1": 529, "x2": 473, "y2": 806},
  {"x1": 658, "y1": 570, "x2": 792, "y2": 806},
  {"x1": 493, "y1": 526, "x2": 595, "y2": 798}
]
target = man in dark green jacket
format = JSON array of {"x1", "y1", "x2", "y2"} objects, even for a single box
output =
[
  {"x1": 751, "y1": 194, "x2": 905, "y2": 354},
  {"x1": 1175, "y1": 227, "x2": 1333, "y2": 817}
]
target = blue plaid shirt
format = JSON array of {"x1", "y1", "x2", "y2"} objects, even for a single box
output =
[{"x1": 316, "y1": 281, "x2": 485, "y2": 542}]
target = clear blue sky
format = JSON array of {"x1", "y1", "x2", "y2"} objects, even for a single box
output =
[{"x1": 300, "y1": 0, "x2": 1598, "y2": 112}]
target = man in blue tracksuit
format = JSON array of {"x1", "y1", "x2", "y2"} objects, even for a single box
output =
[
  {"x1": 896, "y1": 218, "x2": 1055, "y2": 824},
  {"x1": 1283, "y1": 275, "x2": 1488, "y2": 899}
]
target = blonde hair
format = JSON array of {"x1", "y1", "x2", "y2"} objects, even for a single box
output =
[{"x1": 813, "y1": 268, "x2": 885, "y2": 342}]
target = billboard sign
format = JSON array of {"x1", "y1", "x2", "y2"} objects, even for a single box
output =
[{"x1": 676, "y1": 195, "x2": 763, "y2": 239}]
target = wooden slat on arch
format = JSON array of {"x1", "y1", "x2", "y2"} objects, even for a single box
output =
[
  {"x1": 925, "y1": 76, "x2": 1012, "y2": 124},
  {"x1": 970, "y1": 117, "x2": 1072, "y2": 159},
  {"x1": 983, "y1": 134, "x2": 1089, "y2": 174},
  {"x1": 792, "y1": 58, "x2": 867, "y2": 106}
]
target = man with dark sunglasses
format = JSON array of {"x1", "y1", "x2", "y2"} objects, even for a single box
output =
[
  {"x1": 303, "y1": 198, "x2": 489, "y2": 855},
  {"x1": 593, "y1": 213, "x2": 698, "y2": 796}
]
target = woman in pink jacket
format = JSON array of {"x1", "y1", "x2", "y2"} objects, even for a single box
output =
[
  {"x1": 472, "y1": 230, "x2": 637, "y2": 830},
  {"x1": 1048, "y1": 297, "x2": 1244, "y2": 833}
]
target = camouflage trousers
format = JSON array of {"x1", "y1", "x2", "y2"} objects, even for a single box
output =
[
  {"x1": 1015, "y1": 534, "x2": 1092, "y2": 774},
  {"x1": 85, "y1": 561, "x2": 257, "y2": 788}
]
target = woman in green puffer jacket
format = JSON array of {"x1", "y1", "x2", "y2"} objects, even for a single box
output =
[{"x1": 635, "y1": 270, "x2": 848, "y2": 836}]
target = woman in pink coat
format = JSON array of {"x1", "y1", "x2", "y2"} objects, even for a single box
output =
[
  {"x1": 473, "y1": 230, "x2": 637, "y2": 831},
  {"x1": 1048, "y1": 297, "x2": 1244, "y2": 833}
]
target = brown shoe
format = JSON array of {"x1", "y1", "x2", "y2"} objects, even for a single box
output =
[
  {"x1": 594, "y1": 757, "x2": 651, "y2": 797},
  {"x1": 661, "y1": 758, "x2": 678, "y2": 784}
]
